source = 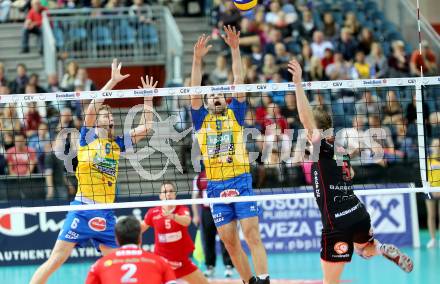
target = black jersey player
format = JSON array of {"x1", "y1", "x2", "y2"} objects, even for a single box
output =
[{"x1": 287, "y1": 59, "x2": 413, "y2": 284}]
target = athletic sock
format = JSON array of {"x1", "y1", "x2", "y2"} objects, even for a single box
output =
[
  {"x1": 375, "y1": 240, "x2": 383, "y2": 256},
  {"x1": 258, "y1": 274, "x2": 269, "y2": 280}
]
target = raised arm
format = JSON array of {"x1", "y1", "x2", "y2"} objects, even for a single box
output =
[
  {"x1": 287, "y1": 60, "x2": 319, "y2": 142},
  {"x1": 222, "y1": 25, "x2": 245, "y2": 102},
  {"x1": 191, "y1": 35, "x2": 212, "y2": 110},
  {"x1": 84, "y1": 59, "x2": 130, "y2": 127},
  {"x1": 129, "y1": 75, "x2": 158, "y2": 144}
]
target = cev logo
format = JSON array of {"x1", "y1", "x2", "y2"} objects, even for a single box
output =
[{"x1": 0, "y1": 212, "x2": 38, "y2": 236}]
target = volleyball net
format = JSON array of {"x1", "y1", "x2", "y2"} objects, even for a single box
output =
[{"x1": 0, "y1": 76, "x2": 439, "y2": 214}]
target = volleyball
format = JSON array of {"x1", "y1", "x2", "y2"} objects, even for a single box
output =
[{"x1": 233, "y1": 0, "x2": 258, "y2": 11}]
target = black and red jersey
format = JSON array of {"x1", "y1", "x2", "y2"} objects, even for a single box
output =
[{"x1": 311, "y1": 138, "x2": 369, "y2": 230}]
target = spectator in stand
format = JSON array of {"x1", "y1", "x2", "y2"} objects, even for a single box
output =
[
  {"x1": 0, "y1": 0, "x2": 12, "y2": 23},
  {"x1": 0, "y1": 104, "x2": 22, "y2": 151},
  {"x1": 265, "y1": 1, "x2": 284, "y2": 27},
  {"x1": 46, "y1": 73, "x2": 64, "y2": 93},
  {"x1": 268, "y1": 72, "x2": 286, "y2": 106},
  {"x1": 355, "y1": 91, "x2": 382, "y2": 118},
  {"x1": 61, "y1": 61, "x2": 79, "y2": 91},
  {"x1": 251, "y1": 44, "x2": 264, "y2": 69},
  {"x1": 16, "y1": 84, "x2": 46, "y2": 122},
  {"x1": 209, "y1": 55, "x2": 229, "y2": 85},
  {"x1": 217, "y1": 0, "x2": 241, "y2": 29},
  {"x1": 395, "y1": 123, "x2": 417, "y2": 160},
  {"x1": 129, "y1": 0, "x2": 153, "y2": 28},
  {"x1": 280, "y1": 0, "x2": 298, "y2": 25},
  {"x1": 255, "y1": 93, "x2": 272, "y2": 130},
  {"x1": 430, "y1": 112, "x2": 440, "y2": 141},
  {"x1": 343, "y1": 11, "x2": 361, "y2": 36},
  {"x1": 354, "y1": 50, "x2": 370, "y2": 79},
  {"x1": 191, "y1": 169, "x2": 234, "y2": 278},
  {"x1": 9, "y1": 63, "x2": 29, "y2": 94},
  {"x1": 29, "y1": 73, "x2": 47, "y2": 93},
  {"x1": 338, "y1": 115, "x2": 367, "y2": 160},
  {"x1": 263, "y1": 28, "x2": 283, "y2": 56},
  {"x1": 406, "y1": 93, "x2": 431, "y2": 138},
  {"x1": 309, "y1": 56, "x2": 324, "y2": 81},
  {"x1": 334, "y1": 27, "x2": 358, "y2": 61},
  {"x1": 44, "y1": 136, "x2": 70, "y2": 200},
  {"x1": 74, "y1": 68, "x2": 96, "y2": 91},
  {"x1": 388, "y1": 40, "x2": 409, "y2": 77},
  {"x1": 426, "y1": 138, "x2": 440, "y2": 248},
  {"x1": 28, "y1": 122, "x2": 50, "y2": 172},
  {"x1": 382, "y1": 90, "x2": 403, "y2": 125},
  {"x1": 6, "y1": 132, "x2": 37, "y2": 176},
  {"x1": 281, "y1": 92, "x2": 299, "y2": 129},
  {"x1": 263, "y1": 103, "x2": 288, "y2": 134},
  {"x1": 105, "y1": 0, "x2": 121, "y2": 9},
  {"x1": 322, "y1": 12, "x2": 337, "y2": 40},
  {"x1": 310, "y1": 31, "x2": 333, "y2": 59},
  {"x1": 325, "y1": 52, "x2": 353, "y2": 80},
  {"x1": 0, "y1": 62, "x2": 7, "y2": 87},
  {"x1": 238, "y1": 18, "x2": 260, "y2": 54},
  {"x1": 298, "y1": 42, "x2": 313, "y2": 79},
  {"x1": 262, "y1": 53, "x2": 279, "y2": 80},
  {"x1": 310, "y1": 93, "x2": 330, "y2": 113},
  {"x1": 357, "y1": 27, "x2": 374, "y2": 56},
  {"x1": 274, "y1": 42, "x2": 290, "y2": 69},
  {"x1": 366, "y1": 42, "x2": 388, "y2": 79},
  {"x1": 90, "y1": 0, "x2": 103, "y2": 17},
  {"x1": 410, "y1": 40, "x2": 438, "y2": 76},
  {"x1": 368, "y1": 115, "x2": 404, "y2": 162},
  {"x1": 321, "y1": 48, "x2": 334, "y2": 72},
  {"x1": 295, "y1": 8, "x2": 316, "y2": 42},
  {"x1": 21, "y1": 0, "x2": 47, "y2": 54},
  {"x1": 24, "y1": 101, "x2": 42, "y2": 140}
]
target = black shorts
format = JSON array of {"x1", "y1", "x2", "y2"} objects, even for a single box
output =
[{"x1": 321, "y1": 217, "x2": 374, "y2": 262}]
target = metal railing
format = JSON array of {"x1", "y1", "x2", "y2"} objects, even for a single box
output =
[
  {"x1": 375, "y1": 0, "x2": 440, "y2": 65},
  {"x1": 42, "y1": 6, "x2": 183, "y2": 83}
]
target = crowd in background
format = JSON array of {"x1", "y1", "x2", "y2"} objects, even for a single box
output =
[{"x1": 0, "y1": 0, "x2": 440, "y2": 197}]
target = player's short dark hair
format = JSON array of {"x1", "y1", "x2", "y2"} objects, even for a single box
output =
[
  {"x1": 313, "y1": 108, "x2": 333, "y2": 130},
  {"x1": 115, "y1": 216, "x2": 141, "y2": 246}
]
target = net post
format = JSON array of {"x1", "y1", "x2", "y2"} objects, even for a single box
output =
[{"x1": 415, "y1": 83, "x2": 430, "y2": 196}]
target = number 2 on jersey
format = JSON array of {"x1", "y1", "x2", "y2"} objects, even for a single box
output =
[{"x1": 121, "y1": 263, "x2": 138, "y2": 283}]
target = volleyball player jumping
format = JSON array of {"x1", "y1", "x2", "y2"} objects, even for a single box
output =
[
  {"x1": 288, "y1": 59, "x2": 413, "y2": 284},
  {"x1": 30, "y1": 60, "x2": 158, "y2": 284},
  {"x1": 190, "y1": 26, "x2": 269, "y2": 284}
]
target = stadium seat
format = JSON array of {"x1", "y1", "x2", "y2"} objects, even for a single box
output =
[
  {"x1": 137, "y1": 24, "x2": 159, "y2": 46},
  {"x1": 114, "y1": 22, "x2": 136, "y2": 46},
  {"x1": 52, "y1": 27, "x2": 64, "y2": 49},
  {"x1": 92, "y1": 26, "x2": 113, "y2": 47}
]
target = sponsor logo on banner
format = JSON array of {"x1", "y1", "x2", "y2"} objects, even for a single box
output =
[
  {"x1": 288, "y1": 83, "x2": 295, "y2": 89},
  {"x1": 0, "y1": 212, "x2": 63, "y2": 237},
  {"x1": 76, "y1": 92, "x2": 81, "y2": 97},
  {"x1": 364, "y1": 195, "x2": 406, "y2": 233},
  {"x1": 408, "y1": 79, "x2": 416, "y2": 84},
  {"x1": 102, "y1": 92, "x2": 112, "y2": 97},
  {"x1": 88, "y1": 217, "x2": 107, "y2": 232},
  {"x1": 211, "y1": 86, "x2": 235, "y2": 92},
  {"x1": 334, "y1": 242, "x2": 349, "y2": 254},
  {"x1": 56, "y1": 93, "x2": 76, "y2": 100},
  {"x1": 179, "y1": 88, "x2": 190, "y2": 94},
  {"x1": 134, "y1": 89, "x2": 155, "y2": 96},
  {"x1": 24, "y1": 96, "x2": 33, "y2": 101},
  {"x1": 257, "y1": 84, "x2": 267, "y2": 90},
  {"x1": 333, "y1": 81, "x2": 343, "y2": 87},
  {"x1": 220, "y1": 189, "x2": 239, "y2": 198},
  {"x1": 362, "y1": 79, "x2": 386, "y2": 86}
]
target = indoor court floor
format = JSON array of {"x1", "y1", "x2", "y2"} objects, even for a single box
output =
[{"x1": 1, "y1": 231, "x2": 438, "y2": 284}]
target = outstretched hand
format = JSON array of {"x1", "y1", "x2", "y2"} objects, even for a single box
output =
[
  {"x1": 222, "y1": 25, "x2": 240, "y2": 50},
  {"x1": 110, "y1": 58, "x2": 130, "y2": 83},
  {"x1": 194, "y1": 34, "x2": 212, "y2": 59},
  {"x1": 287, "y1": 59, "x2": 302, "y2": 84},
  {"x1": 138, "y1": 75, "x2": 158, "y2": 101}
]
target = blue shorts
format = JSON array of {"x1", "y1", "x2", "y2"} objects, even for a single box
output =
[
  {"x1": 58, "y1": 201, "x2": 117, "y2": 250},
  {"x1": 207, "y1": 173, "x2": 259, "y2": 227}
]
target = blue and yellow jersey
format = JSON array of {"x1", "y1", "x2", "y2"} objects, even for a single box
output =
[
  {"x1": 191, "y1": 98, "x2": 250, "y2": 181},
  {"x1": 428, "y1": 157, "x2": 440, "y2": 187},
  {"x1": 75, "y1": 127, "x2": 131, "y2": 203}
]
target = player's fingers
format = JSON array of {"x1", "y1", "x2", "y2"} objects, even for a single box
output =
[
  {"x1": 233, "y1": 25, "x2": 236, "y2": 35},
  {"x1": 207, "y1": 45, "x2": 213, "y2": 50},
  {"x1": 153, "y1": 81, "x2": 158, "y2": 88},
  {"x1": 122, "y1": 73, "x2": 130, "y2": 80},
  {"x1": 140, "y1": 76, "x2": 146, "y2": 87},
  {"x1": 117, "y1": 62, "x2": 122, "y2": 71}
]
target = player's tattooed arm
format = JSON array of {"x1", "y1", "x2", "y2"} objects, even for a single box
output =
[
  {"x1": 287, "y1": 59, "x2": 320, "y2": 142},
  {"x1": 130, "y1": 75, "x2": 158, "y2": 144},
  {"x1": 84, "y1": 59, "x2": 130, "y2": 127},
  {"x1": 222, "y1": 25, "x2": 246, "y2": 102},
  {"x1": 191, "y1": 34, "x2": 212, "y2": 110}
]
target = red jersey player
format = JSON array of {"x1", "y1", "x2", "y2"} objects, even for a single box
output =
[
  {"x1": 141, "y1": 182, "x2": 208, "y2": 284},
  {"x1": 86, "y1": 216, "x2": 176, "y2": 284}
]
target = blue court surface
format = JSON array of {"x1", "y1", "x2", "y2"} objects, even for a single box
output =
[{"x1": 1, "y1": 231, "x2": 438, "y2": 284}]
